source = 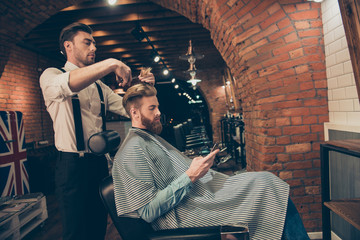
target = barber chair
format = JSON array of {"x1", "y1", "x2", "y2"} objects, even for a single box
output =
[
  {"x1": 175, "y1": 123, "x2": 210, "y2": 146},
  {"x1": 182, "y1": 120, "x2": 207, "y2": 139},
  {"x1": 99, "y1": 175, "x2": 232, "y2": 240},
  {"x1": 187, "y1": 118, "x2": 206, "y2": 133},
  {"x1": 173, "y1": 124, "x2": 211, "y2": 155},
  {"x1": 173, "y1": 124, "x2": 200, "y2": 151}
]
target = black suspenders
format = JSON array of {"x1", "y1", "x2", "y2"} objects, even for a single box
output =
[
  {"x1": 94, "y1": 82, "x2": 106, "y2": 131},
  {"x1": 58, "y1": 68, "x2": 106, "y2": 151}
]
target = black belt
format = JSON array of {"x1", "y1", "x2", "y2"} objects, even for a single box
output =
[{"x1": 59, "y1": 151, "x2": 99, "y2": 158}]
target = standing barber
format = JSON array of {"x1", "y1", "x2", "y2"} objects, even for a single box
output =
[{"x1": 39, "y1": 22, "x2": 154, "y2": 240}]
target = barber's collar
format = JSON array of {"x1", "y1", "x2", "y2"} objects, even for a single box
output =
[{"x1": 131, "y1": 127, "x2": 155, "y2": 135}]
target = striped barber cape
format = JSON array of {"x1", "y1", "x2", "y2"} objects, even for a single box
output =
[{"x1": 112, "y1": 128, "x2": 289, "y2": 239}]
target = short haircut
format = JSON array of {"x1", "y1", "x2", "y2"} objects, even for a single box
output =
[
  {"x1": 122, "y1": 83, "x2": 157, "y2": 117},
  {"x1": 59, "y1": 22, "x2": 93, "y2": 58}
]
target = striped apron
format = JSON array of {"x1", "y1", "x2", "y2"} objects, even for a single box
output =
[{"x1": 113, "y1": 128, "x2": 289, "y2": 239}]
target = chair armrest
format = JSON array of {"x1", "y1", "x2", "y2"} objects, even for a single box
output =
[{"x1": 147, "y1": 226, "x2": 221, "y2": 240}]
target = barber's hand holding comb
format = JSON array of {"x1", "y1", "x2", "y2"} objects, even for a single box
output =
[
  {"x1": 138, "y1": 67, "x2": 155, "y2": 85},
  {"x1": 120, "y1": 67, "x2": 155, "y2": 91}
]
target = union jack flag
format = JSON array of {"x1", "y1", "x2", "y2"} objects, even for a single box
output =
[{"x1": 0, "y1": 111, "x2": 30, "y2": 197}]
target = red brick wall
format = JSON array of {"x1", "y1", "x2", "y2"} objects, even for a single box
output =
[
  {"x1": 0, "y1": 0, "x2": 328, "y2": 232},
  {"x1": 0, "y1": 45, "x2": 60, "y2": 146}
]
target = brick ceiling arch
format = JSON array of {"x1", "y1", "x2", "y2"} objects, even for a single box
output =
[
  {"x1": 1, "y1": 0, "x2": 228, "y2": 79},
  {"x1": 1, "y1": 0, "x2": 326, "y2": 155},
  {"x1": 1, "y1": 0, "x2": 327, "y2": 170},
  {"x1": 1, "y1": 0, "x2": 237, "y2": 82}
]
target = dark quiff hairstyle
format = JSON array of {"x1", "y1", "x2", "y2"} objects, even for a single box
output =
[
  {"x1": 59, "y1": 22, "x2": 93, "y2": 58},
  {"x1": 122, "y1": 83, "x2": 157, "y2": 117}
]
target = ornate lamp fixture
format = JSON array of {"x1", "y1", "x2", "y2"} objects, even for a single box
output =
[
  {"x1": 180, "y1": 40, "x2": 204, "y2": 88},
  {"x1": 187, "y1": 70, "x2": 201, "y2": 88},
  {"x1": 179, "y1": 40, "x2": 204, "y2": 65}
]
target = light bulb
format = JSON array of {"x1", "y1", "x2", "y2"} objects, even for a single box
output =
[
  {"x1": 154, "y1": 55, "x2": 160, "y2": 63},
  {"x1": 107, "y1": 0, "x2": 117, "y2": 6}
]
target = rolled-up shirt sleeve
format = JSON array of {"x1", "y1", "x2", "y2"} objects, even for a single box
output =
[
  {"x1": 40, "y1": 67, "x2": 76, "y2": 102},
  {"x1": 137, "y1": 172, "x2": 193, "y2": 223}
]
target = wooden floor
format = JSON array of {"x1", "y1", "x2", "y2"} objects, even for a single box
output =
[{"x1": 22, "y1": 194, "x2": 121, "y2": 240}]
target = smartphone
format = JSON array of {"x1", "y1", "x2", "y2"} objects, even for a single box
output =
[
  {"x1": 219, "y1": 147, "x2": 227, "y2": 153},
  {"x1": 211, "y1": 142, "x2": 219, "y2": 152}
]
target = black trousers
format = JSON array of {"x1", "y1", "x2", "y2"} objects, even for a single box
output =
[{"x1": 55, "y1": 152, "x2": 109, "y2": 240}]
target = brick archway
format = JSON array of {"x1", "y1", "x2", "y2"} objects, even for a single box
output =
[
  {"x1": 0, "y1": 0, "x2": 327, "y2": 231},
  {"x1": 155, "y1": 0, "x2": 327, "y2": 167},
  {"x1": 151, "y1": 0, "x2": 328, "y2": 231}
]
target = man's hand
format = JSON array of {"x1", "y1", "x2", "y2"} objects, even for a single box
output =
[
  {"x1": 112, "y1": 60, "x2": 132, "y2": 87},
  {"x1": 138, "y1": 67, "x2": 155, "y2": 85},
  {"x1": 186, "y1": 149, "x2": 219, "y2": 183},
  {"x1": 138, "y1": 73, "x2": 155, "y2": 85}
]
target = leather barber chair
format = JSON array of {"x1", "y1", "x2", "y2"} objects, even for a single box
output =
[
  {"x1": 181, "y1": 124, "x2": 208, "y2": 143},
  {"x1": 187, "y1": 118, "x2": 206, "y2": 133},
  {"x1": 99, "y1": 175, "x2": 235, "y2": 240},
  {"x1": 183, "y1": 120, "x2": 205, "y2": 135},
  {"x1": 173, "y1": 123, "x2": 210, "y2": 152}
]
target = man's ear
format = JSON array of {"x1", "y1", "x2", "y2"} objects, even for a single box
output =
[
  {"x1": 130, "y1": 107, "x2": 139, "y2": 120},
  {"x1": 64, "y1": 41, "x2": 72, "y2": 52}
]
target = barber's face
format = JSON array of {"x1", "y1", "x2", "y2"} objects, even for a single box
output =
[
  {"x1": 139, "y1": 96, "x2": 162, "y2": 134},
  {"x1": 65, "y1": 31, "x2": 96, "y2": 67}
]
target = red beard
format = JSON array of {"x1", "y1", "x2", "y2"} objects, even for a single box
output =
[{"x1": 141, "y1": 114, "x2": 162, "y2": 135}]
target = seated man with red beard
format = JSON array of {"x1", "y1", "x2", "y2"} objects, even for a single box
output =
[{"x1": 112, "y1": 83, "x2": 310, "y2": 240}]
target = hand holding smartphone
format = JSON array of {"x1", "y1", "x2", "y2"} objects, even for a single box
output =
[
  {"x1": 211, "y1": 142, "x2": 219, "y2": 152},
  {"x1": 211, "y1": 142, "x2": 227, "y2": 153},
  {"x1": 188, "y1": 146, "x2": 218, "y2": 182}
]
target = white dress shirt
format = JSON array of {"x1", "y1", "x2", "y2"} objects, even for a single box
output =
[{"x1": 40, "y1": 61, "x2": 128, "y2": 153}]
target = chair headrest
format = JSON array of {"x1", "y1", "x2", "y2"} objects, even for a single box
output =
[{"x1": 88, "y1": 130, "x2": 121, "y2": 155}]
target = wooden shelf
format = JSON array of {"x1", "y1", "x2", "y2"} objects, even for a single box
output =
[
  {"x1": 324, "y1": 199, "x2": 360, "y2": 231},
  {"x1": 321, "y1": 139, "x2": 360, "y2": 157},
  {"x1": 320, "y1": 139, "x2": 360, "y2": 239}
]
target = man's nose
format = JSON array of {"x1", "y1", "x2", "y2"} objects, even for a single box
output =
[{"x1": 91, "y1": 43, "x2": 97, "y2": 51}]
